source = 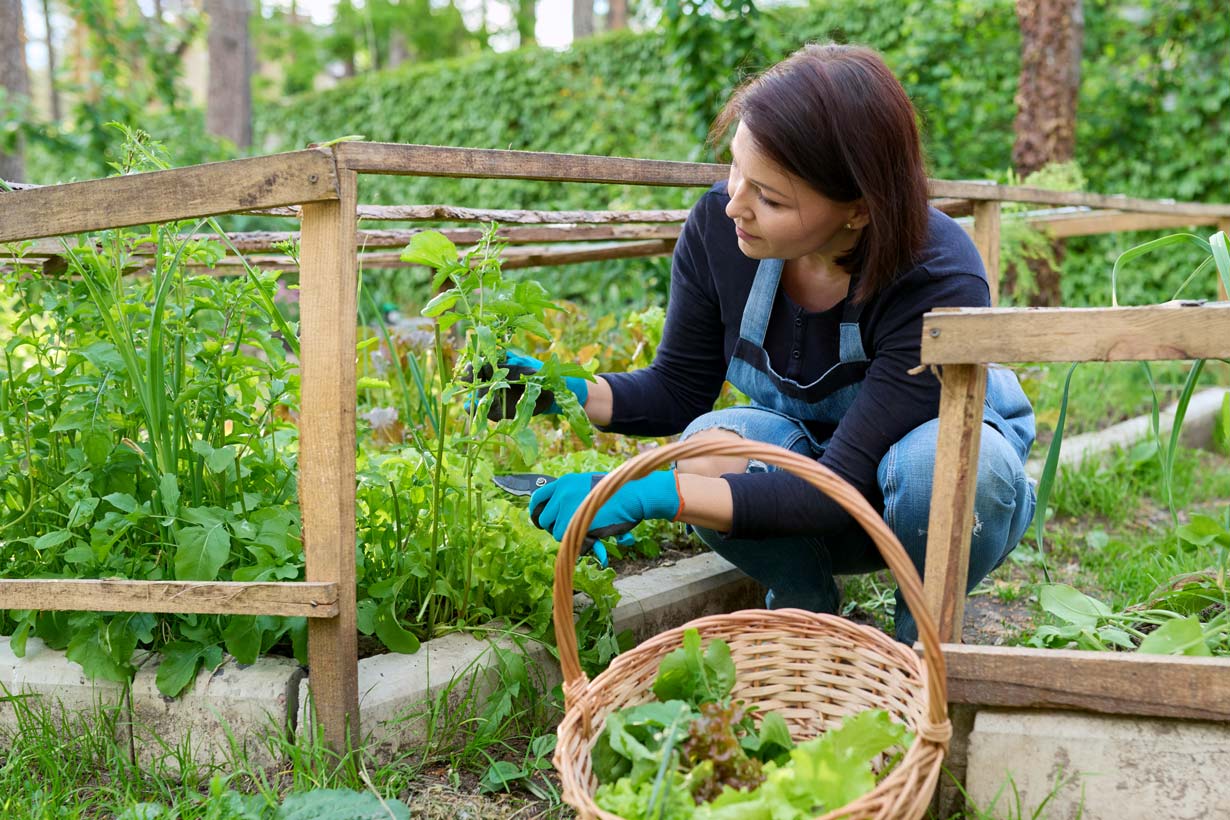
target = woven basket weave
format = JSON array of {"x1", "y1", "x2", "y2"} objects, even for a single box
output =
[{"x1": 552, "y1": 437, "x2": 951, "y2": 820}]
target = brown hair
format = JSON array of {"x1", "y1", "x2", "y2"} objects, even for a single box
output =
[{"x1": 710, "y1": 43, "x2": 930, "y2": 302}]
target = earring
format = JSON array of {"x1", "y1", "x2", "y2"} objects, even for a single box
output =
[{"x1": 844, "y1": 222, "x2": 854, "y2": 230}]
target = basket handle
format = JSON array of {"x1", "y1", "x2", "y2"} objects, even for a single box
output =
[{"x1": 551, "y1": 437, "x2": 948, "y2": 733}]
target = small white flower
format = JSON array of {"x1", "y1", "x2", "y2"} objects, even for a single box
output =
[{"x1": 362, "y1": 406, "x2": 399, "y2": 430}]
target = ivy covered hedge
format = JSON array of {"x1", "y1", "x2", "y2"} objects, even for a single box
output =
[
  {"x1": 254, "y1": 1, "x2": 1023, "y2": 211},
  {"x1": 256, "y1": 0, "x2": 1228, "y2": 304}
]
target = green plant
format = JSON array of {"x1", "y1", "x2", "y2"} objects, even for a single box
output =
[
  {"x1": 1214, "y1": 392, "x2": 1230, "y2": 456},
  {"x1": 1029, "y1": 228, "x2": 1230, "y2": 558},
  {"x1": 662, "y1": 0, "x2": 761, "y2": 149},
  {"x1": 1, "y1": 133, "x2": 642, "y2": 699},
  {"x1": 0, "y1": 135, "x2": 306, "y2": 694},
  {"x1": 995, "y1": 162, "x2": 1088, "y2": 306},
  {"x1": 1030, "y1": 558, "x2": 1230, "y2": 657}
]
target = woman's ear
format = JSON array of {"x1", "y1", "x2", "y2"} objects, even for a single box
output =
[{"x1": 847, "y1": 202, "x2": 870, "y2": 231}]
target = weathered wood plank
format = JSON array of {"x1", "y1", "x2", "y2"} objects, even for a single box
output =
[
  {"x1": 1035, "y1": 209, "x2": 1218, "y2": 239},
  {"x1": 0, "y1": 579, "x2": 338, "y2": 617},
  {"x1": 256, "y1": 200, "x2": 973, "y2": 223},
  {"x1": 195, "y1": 223, "x2": 683, "y2": 253},
  {"x1": 921, "y1": 303, "x2": 1230, "y2": 364},
  {"x1": 299, "y1": 168, "x2": 360, "y2": 750},
  {"x1": 932, "y1": 198, "x2": 974, "y2": 218},
  {"x1": 336, "y1": 142, "x2": 727, "y2": 187},
  {"x1": 245, "y1": 204, "x2": 694, "y2": 222},
  {"x1": 923, "y1": 365, "x2": 986, "y2": 643},
  {"x1": 0, "y1": 150, "x2": 339, "y2": 243},
  {"x1": 164, "y1": 238, "x2": 677, "y2": 276},
  {"x1": 942, "y1": 643, "x2": 1230, "y2": 721},
  {"x1": 972, "y1": 201, "x2": 1001, "y2": 306},
  {"x1": 499, "y1": 239, "x2": 676, "y2": 270},
  {"x1": 929, "y1": 179, "x2": 1230, "y2": 218}
]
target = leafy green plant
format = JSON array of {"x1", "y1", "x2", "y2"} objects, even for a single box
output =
[
  {"x1": 0, "y1": 134, "x2": 638, "y2": 698},
  {"x1": 662, "y1": 0, "x2": 760, "y2": 149},
  {"x1": 995, "y1": 162, "x2": 1088, "y2": 306},
  {"x1": 1030, "y1": 562, "x2": 1230, "y2": 657},
  {"x1": 590, "y1": 629, "x2": 911, "y2": 819},
  {"x1": 0, "y1": 135, "x2": 306, "y2": 694}
]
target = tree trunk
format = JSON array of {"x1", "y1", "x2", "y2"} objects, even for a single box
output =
[
  {"x1": 572, "y1": 0, "x2": 593, "y2": 40},
  {"x1": 1013, "y1": 0, "x2": 1083, "y2": 306},
  {"x1": 205, "y1": 0, "x2": 253, "y2": 149},
  {"x1": 0, "y1": 0, "x2": 31, "y2": 183},
  {"x1": 388, "y1": 30, "x2": 408, "y2": 67},
  {"x1": 607, "y1": 0, "x2": 627, "y2": 30},
  {"x1": 513, "y1": 0, "x2": 537, "y2": 47},
  {"x1": 41, "y1": 0, "x2": 60, "y2": 121}
]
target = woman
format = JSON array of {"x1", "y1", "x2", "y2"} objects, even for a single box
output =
[{"x1": 524, "y1": 43, "x2": 1036, "y2": 643}]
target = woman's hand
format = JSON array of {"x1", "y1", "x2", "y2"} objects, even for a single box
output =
[
  {"x1": 529, "y1": 470, "x2": 681, "y2": 542},
  {"x1": 467, "y1": 351, "x2": 590, "y2": 421}
]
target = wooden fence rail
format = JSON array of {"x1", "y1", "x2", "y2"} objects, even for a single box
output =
[{"x1": 2, "y1": 143, "x2": 1229, "y2": 751}]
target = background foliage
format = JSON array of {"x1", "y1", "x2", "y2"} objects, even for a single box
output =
[{"x1": 244, "y1": 0, "x2": 1227, "y2": 306}]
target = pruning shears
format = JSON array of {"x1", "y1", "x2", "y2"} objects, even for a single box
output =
[{"x1": 492, "y1": 473, "x2": 634, "y2": 568}]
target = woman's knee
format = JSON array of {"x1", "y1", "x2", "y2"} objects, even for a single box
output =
[
  {"x1": 878, "y1": 420, "x2": 1029, "y2": 547},
  {"x1": 676, "y1": 428, "x2": 749, "y2": 478}
]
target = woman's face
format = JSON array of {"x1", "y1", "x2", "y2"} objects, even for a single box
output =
[{"x1": 724, "y1": 121, "x2": 865, "y2": 263}]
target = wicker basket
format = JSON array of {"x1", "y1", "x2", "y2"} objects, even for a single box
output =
[{"x1": 552, "y1": 437, "x2": 951, "y2": 820}]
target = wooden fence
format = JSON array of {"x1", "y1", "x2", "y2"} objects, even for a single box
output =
[
  {"x1": 3, "y1": 143, "x2": 1230, "y2": 749},
  {"x1": 920, "y1": 300, "x2": 1230, "y2": 721}
]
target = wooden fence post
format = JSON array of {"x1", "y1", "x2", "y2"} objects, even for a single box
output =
[
  {"x1": 973, "y1": 201, "x2": 1002, "y2": 306},
  {"x1": 922, "y1": 363, "x2": 986, "y2": 643},
  {"x1": 299, "y1": 166, "x2": 360, "y2": 750}
]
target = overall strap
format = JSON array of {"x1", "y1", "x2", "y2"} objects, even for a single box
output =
[
  {"x1": 737, "y1": 257, "x2": 784, "y2": 347},
  {"x1": 838, "y1": 275, "x2": 869, "y2": 363}
]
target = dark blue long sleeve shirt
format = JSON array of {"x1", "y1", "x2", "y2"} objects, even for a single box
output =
[{"x1": 600, "y1": 183, "x2": 991, "y2": 539}]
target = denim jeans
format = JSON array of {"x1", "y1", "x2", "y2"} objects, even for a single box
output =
[{"x1": 679, "y1": 406, "x2": 1036, "y2": 643}]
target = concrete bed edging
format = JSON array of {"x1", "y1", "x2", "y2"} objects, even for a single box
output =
[
  {"x1": 0, "y1": 552, "x2": 760, "y2": 765},
  {"x1": 296, "y1": 552, "x2": 762, "y2": 754}
]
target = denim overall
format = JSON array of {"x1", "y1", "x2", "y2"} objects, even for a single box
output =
[{"x1": 681, "y1": 257, "x2": 1037, "y2": 642}]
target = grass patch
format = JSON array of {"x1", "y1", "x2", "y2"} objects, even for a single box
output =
[
  {"x1": 1020, "y1": 360, "x2": 1230, "y2": 447},
  {"x1": 0, "y1": 642, "x2": 569, "y2": 819}
]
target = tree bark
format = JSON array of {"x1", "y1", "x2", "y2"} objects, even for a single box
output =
[
  {"x1": 0, "y1": 0, "x2": 31, "y2": 182},
  {"x1": 1013, "y1": 0, "x2": 1083, "y2": 305},
  {"x1": 205, "y1": 0, "x2": 253, "y2": 149},
  {"x1": 1014, "y1": 0, "x2": 1082, "y2": 175},
  {"x1": 607, "y1": 0, "x2": 627, "y2": 30},
  {"x1": 41, "y1": 0, "x2": 60, "y2": 122},
  {"x1": 572, "y1": 0, "x2": 593, "y2": 40}
]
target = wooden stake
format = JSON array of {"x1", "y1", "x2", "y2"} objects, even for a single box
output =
[
  {"x1": 923, "y1": 364, "x2": 986, "y2": 643},
  {"x1": 972, "y1": 201, "x2": 1002, "y2": 305},
  {"x1": 299, "y1": 166, "x2": 360, "y2": 751}
]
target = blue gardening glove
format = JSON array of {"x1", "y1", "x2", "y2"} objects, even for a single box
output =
[
  {"x1": 471, "y1": 351, "x2": 589, "y2": 421},
  {"x1": 529, "y1": 470, "x2": 681, "y2": 545}
]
